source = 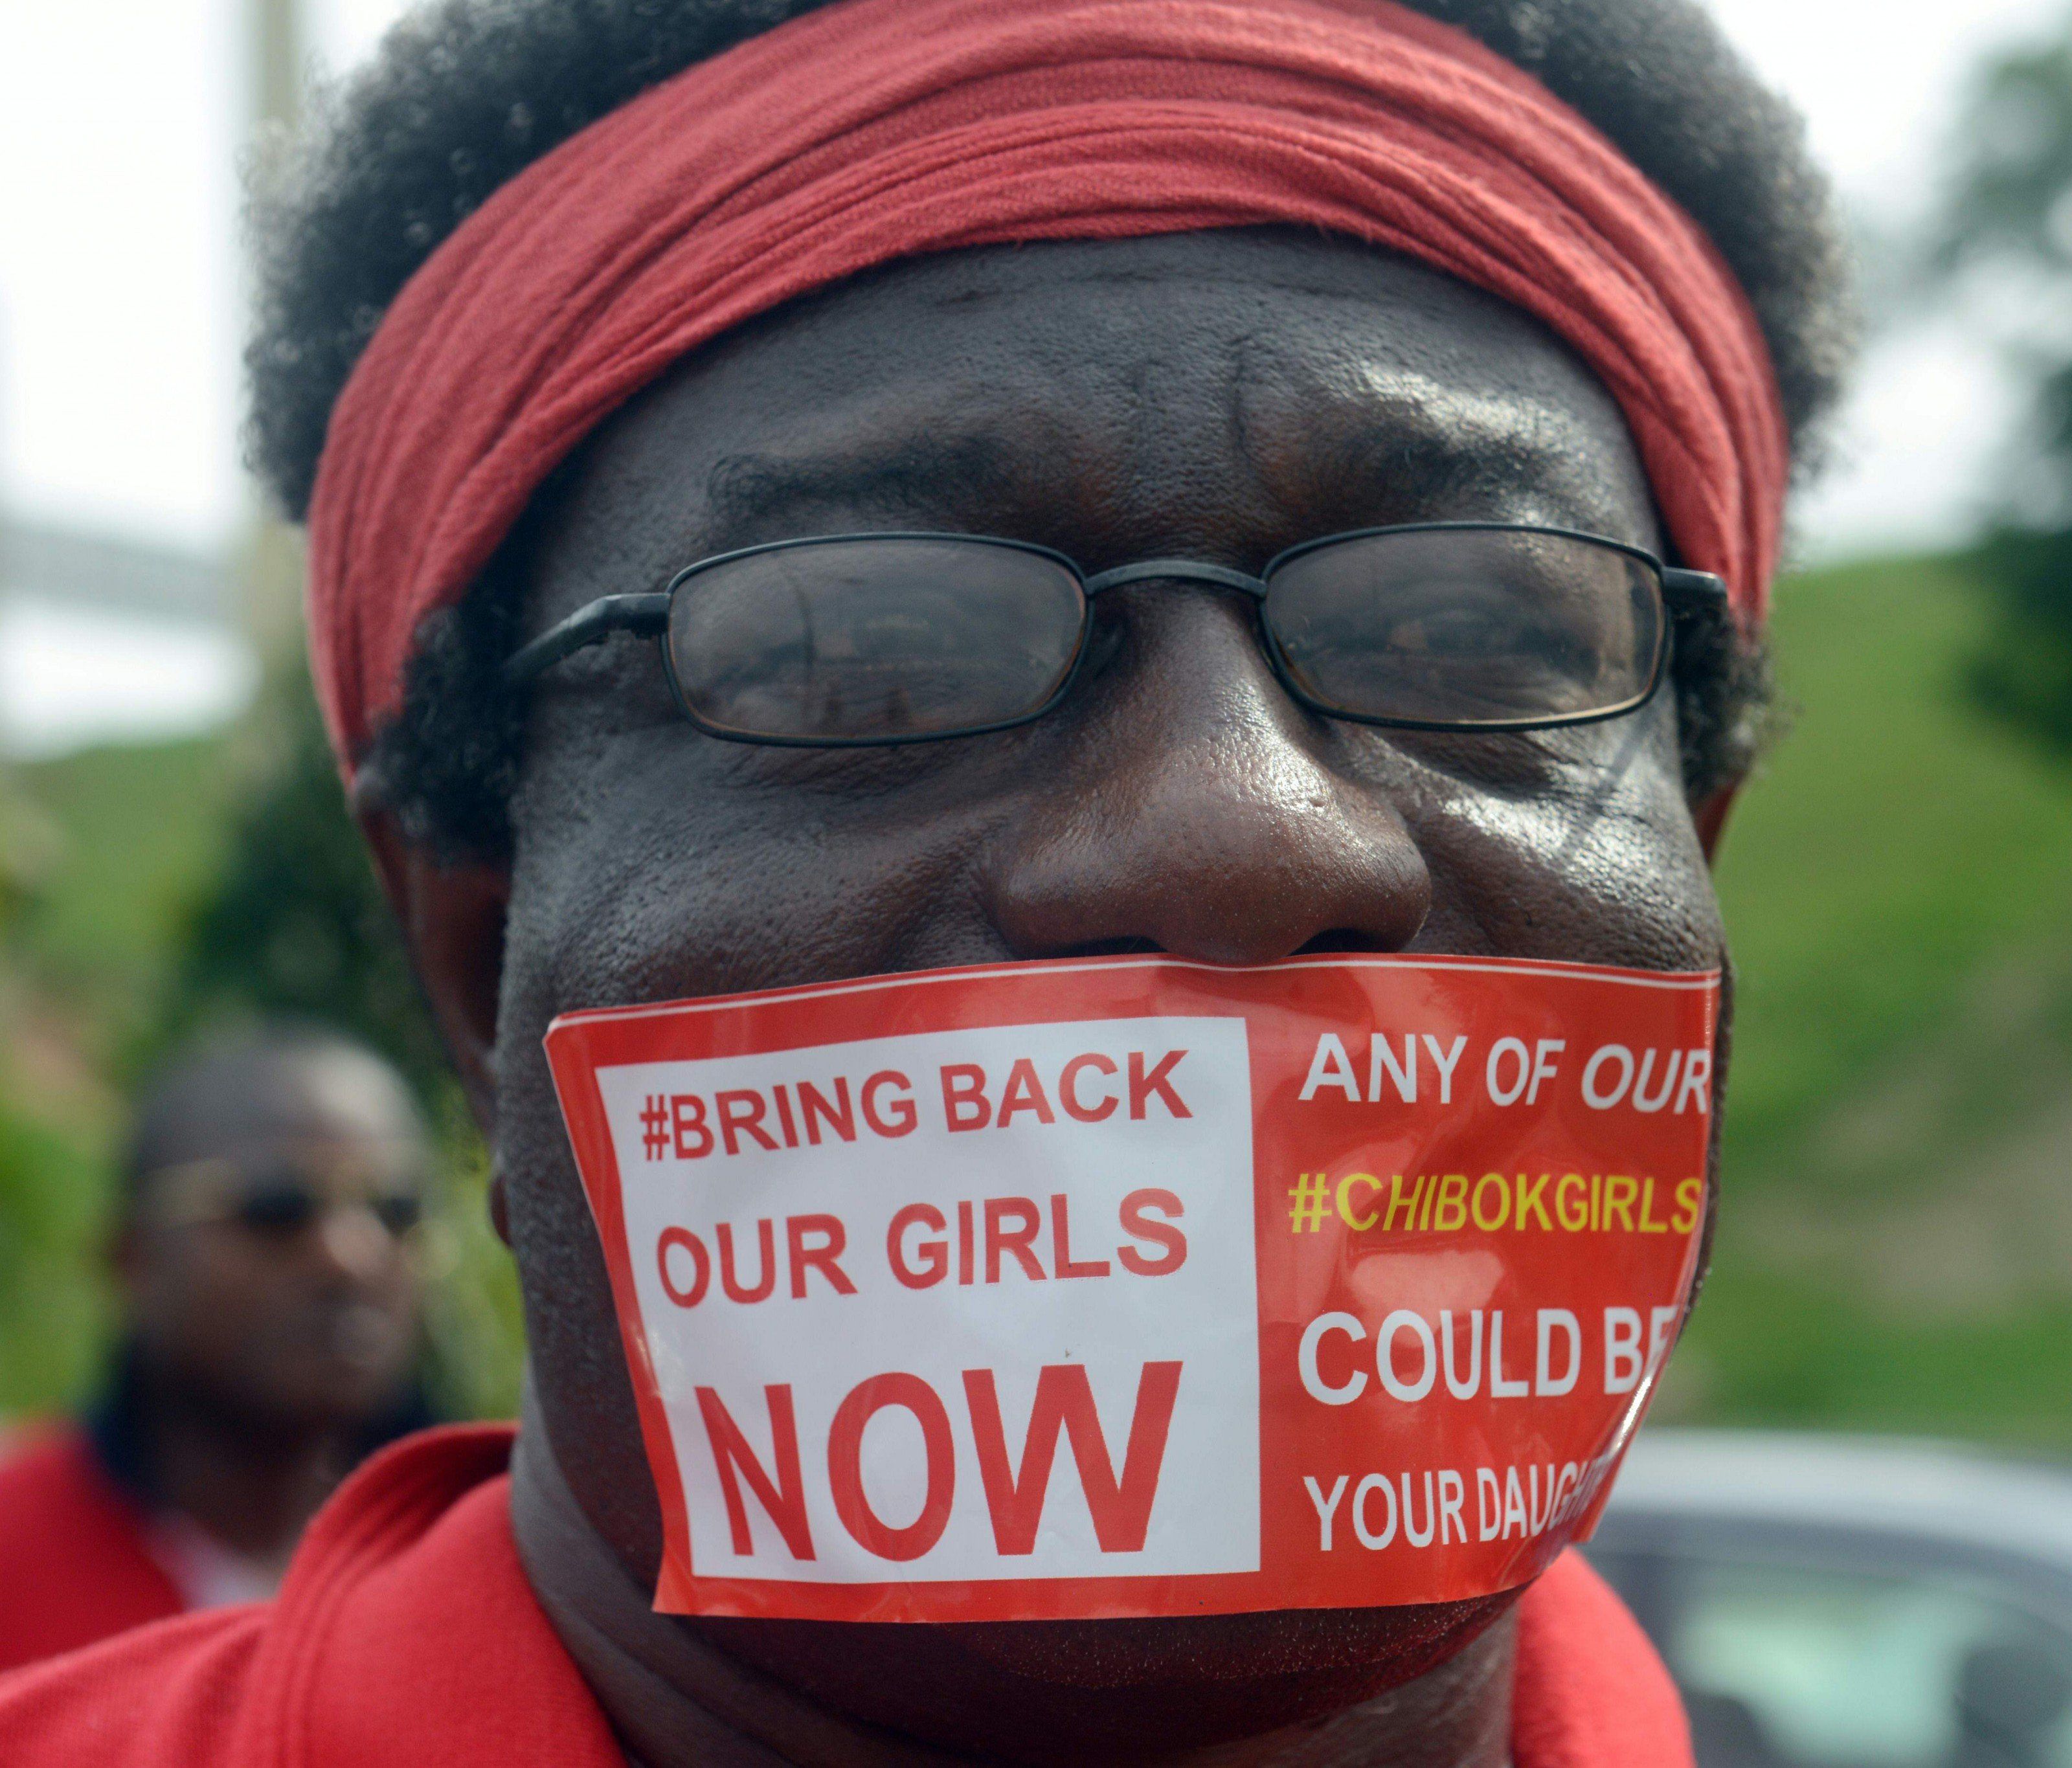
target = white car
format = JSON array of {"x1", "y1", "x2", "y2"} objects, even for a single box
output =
[{"x1": 1585, "y1": 1429, "x2": 2072, "y2": 1768}]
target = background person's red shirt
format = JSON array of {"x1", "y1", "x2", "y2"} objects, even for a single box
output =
[
  {"x1": 0, "y1": 1427, "x2": 185, "y2": 1673},
  {"x1": 0, "y1": 1425, "x2": 1691, "y2": 1765}
]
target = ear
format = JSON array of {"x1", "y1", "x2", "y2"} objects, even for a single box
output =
[
  {"x1": 355, "y1": 805, "x2": 511, "y2": 1138},
  {"x1": 1693, "y1": 785, "x2": 1739, "y2": 866}
]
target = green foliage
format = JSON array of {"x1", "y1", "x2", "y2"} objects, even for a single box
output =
[
  {"x1": 1965, "y1": 528, "x2": 2072, "y2": 758},
  {"x1": 18, "y1": 737, "x2": 237, "y2": 1049},
  {"x1": 0, "y1": 1079, "x2": 107, "y2": 1413},
  {"x1": 0, "y1": 757, "x2": 109, "y2": 1413},
  {"x1": 1676, "y1": 1265, "x2": 2072, "y2": 1446},
  {"x1": 0, "y1": 772, "x2": 57, "y2": 934},
  {"x1": 1712, "y1": 552, "x2": 2072, "y2": 1176},
  {"x1": 1940, "y1": 31, "x2": 2072, "y2": 490},
  {"x1": 1935, "y1": 21, "x2": 2072, "y2": 754},
  {"x1": 149, "y1": 676, "x2": 451, "y2": 1101}
]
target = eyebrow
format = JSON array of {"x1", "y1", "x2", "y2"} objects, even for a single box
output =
[
  {"x1": 1245, "y1": 373, "x2": 1646, "y2": 539},
  {"x1": 702, "y1": 432, "x2": 1034, "y2": 540},
  {"x1": 697, "y1": 373, "x2": 1645, "y2": 559}
]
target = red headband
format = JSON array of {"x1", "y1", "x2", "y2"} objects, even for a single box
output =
[{"x1": 308, "y1": 0, "x2": 1788, "y2": 772}]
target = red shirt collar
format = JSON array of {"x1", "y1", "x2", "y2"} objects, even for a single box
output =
[{"x1": 227, "y1": 1425, "x2": 1689, "y2": 1768}]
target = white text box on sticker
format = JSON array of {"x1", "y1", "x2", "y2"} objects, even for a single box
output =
[{"x1": 594, "y1": 1015, "x2": 1261, "y2": 1583}]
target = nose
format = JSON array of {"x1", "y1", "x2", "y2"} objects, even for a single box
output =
[
  {"x1": 314, "y1": 1204, "x2": 396, "y2": 1283},
  {"x1": 984, "y1": 587, "x2": 1430, "y2": 965}
]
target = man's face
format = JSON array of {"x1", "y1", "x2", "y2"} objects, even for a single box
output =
[
  {"x1": 486, "y1": 230, "x2": 1724, "y2": 1751},
  {"x1": 123, "y1": 1049, "x2": 427, "y2": 1433}
]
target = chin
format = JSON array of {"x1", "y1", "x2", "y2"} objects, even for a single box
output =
[
  {"x1": 247, "y1": 1363, "x2": 403, "y2": 1433},
  {"x1": 692, "y1": 1596, "x2": 1515, "y2": 1762}
]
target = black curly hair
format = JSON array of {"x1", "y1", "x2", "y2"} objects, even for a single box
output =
[{"x1": 249, "y1": 0, "x2": 1852, "y2": 861}]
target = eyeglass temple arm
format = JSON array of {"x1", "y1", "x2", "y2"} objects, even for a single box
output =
[
  {"x1": 504, "y1": 592, "x2": 673, "y2": 687},
  {"x1": 1661, "y1": 568, "x2": 1729, "y2": 618}
]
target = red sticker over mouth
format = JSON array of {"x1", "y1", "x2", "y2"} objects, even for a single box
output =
[{"x1": 544, "y1": 952, "x2": 1716, "y2": 1623}]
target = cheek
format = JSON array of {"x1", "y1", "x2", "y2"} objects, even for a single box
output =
[
  {"x1": 504, "y1": 735, "x2": 1009, "y2": 1016},
  {"x1": 1382, "y1": 706, "x2": 1722, "y2": 969},
  {"x1": 383, "y1": 1254, "x2": 425, "y2": 1316},
  {"x1": 139, "y1": 1240, "x2": 271, "y2": 1358}
]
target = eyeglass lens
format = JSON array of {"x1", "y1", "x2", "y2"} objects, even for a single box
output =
[
  {"x1": 1263, "y1": 528, "x2": 1664, "y2": 726},
  {"x1": 232, "y1": 1169, "x2": 425, "y2": 1239},
  {"x1": 667, "y1": 537, "x2": 1087, "y2": 742},
  {"x1": 662, "y1": 529, "x2": 1664, "y2": 743}
]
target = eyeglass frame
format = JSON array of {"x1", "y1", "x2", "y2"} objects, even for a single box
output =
[
  {"x1": 502, "y1": 520, "x2": 1732, "y2": 748},
  {"x1": 133, "y1": 1145, "x2": 431, "y2": 1238}
]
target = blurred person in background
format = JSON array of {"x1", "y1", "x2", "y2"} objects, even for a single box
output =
[
  {"x1": 0, "y1": 1025, "x2": 431, "y2": 1671},
  {"x1": 0, "y1": 0, "x2": 1849, "y2": 1761}
]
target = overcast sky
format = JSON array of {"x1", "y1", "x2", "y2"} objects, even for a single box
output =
[{"x1": 0, "y1": 0, "x2": 2064, "y2": 748}]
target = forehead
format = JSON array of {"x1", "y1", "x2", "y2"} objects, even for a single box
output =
[
  {"x1": 526, "y1": 229, "x2": 1657, "y2": 602},
  {"x1": 139, "y1": 1047, "x2": 424, "y2": 1168}
]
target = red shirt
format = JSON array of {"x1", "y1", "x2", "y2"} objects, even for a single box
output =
[
  {"x1": 0, "y1": 1424, "x2": 1690, "y2": 1765},
  {"x1": 0, "y1": 1427, "x2": 185, "y2": 1673}
]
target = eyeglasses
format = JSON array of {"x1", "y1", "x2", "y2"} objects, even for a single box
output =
[
  {"x1": 141, "y1": 1156, "x2": 425, "y2": 1240},
  {"x1": 503, "y1": 523, "x2": 1729, "y2": 746}
]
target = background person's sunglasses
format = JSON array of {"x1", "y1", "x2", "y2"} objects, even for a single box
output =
[
  {"x1": 503, "y1": 522, "x2": 1731, "y2": 747},
  {"x1": 140, "y1": 1157, "x2": 425, "y2": 1239}
]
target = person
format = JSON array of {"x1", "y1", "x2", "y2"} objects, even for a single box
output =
[
  {"x1": 0, "y1": 1026, "x2": 430, "y2": 1672},
  {"x1": 0, "y1": 0, "x2": 1851, "y2": 1761}
]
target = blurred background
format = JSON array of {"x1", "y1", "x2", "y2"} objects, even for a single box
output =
[{"x1": 5, "y1": 0, "x2": 2072, "y2": 1754}]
